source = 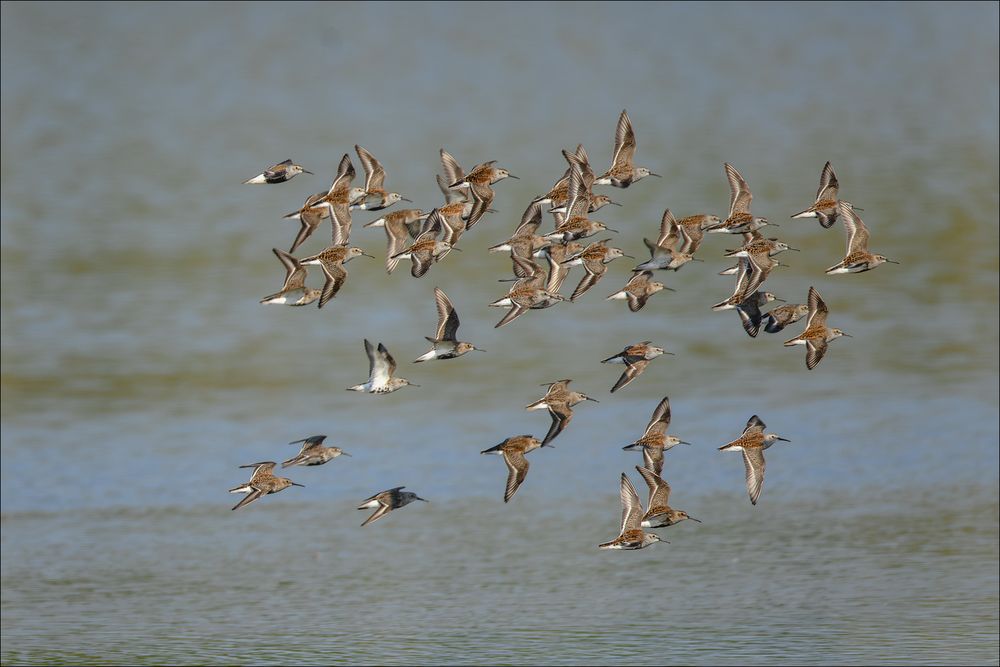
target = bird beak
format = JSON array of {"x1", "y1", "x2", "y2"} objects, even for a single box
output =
[
  {"x1": 401, "y1": 197, "x2": 413, "y2": 203},
  {"x1": 302, "y1": 170, "x2": 314, "y2": 175},
  {"x1": 885, "y1": 259, "x2": 900, "y2": 264},
  {"x1": 776, "y1": 437, "x2": 791, "y2": 442},
  {"x1": 290, "y1": 482, "x2": 306, "y2": 487},
  {"x1": 609, "y1": 201, "x2": 622, "y2": 207},
  {"x1": 649, "y1": 172, "x2": 662, "y2": 178},
  {"x1": 341, "y1": 452, "x2": 352, "y2": 457},
  {"x1": 664, "y1": 286, "x2": 677, "y2": 292},
  {"x1": 774, "y1": 297, "x2": 786, "y2": 303},
  {"x1": 451, "y1": 247, "x2": 463, "y2": 252},
  {"x1": 507, "y1": 174, "x2": 520, "y2": 180},
  {"x1": 606, "y1": 228, "x2": 619, "y2": 233},
  {"x1": 678, "y1": 440, "x2": 692, "y2": 446},
  {"x1": 474, "y1": 347, "x2": 486, "y2": 352},
  {"x1": 664, "y1": 351, "x2": 676, "y2": 355},
  {"x1": 584, "y1": 396, "x2": 599, "y2": 402},
  {"x1": 690, "y1": 258, "x2": 705, "y2": 263},
  {"x1": 687, "y1": 516, "x2": 702, "y2": 523},
  {"x1": 361, "y1": 251, "x2": 375, "y2": 258},
  {"x1": 416, "y1": 496, "x2": 429, "y2": 502},
  {"x1": 408, "y1": 383, "x2": 421, "y2": 387},
  {"x1": 622, "y1": 254, "x2": 635, "y2": 259},
  {"x1": 768, "y1": 221, "x2": 780, "y2": 227}
]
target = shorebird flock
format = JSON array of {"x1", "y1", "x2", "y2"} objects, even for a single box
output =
[{"x1": 232, "y1": 110, "x2": 896, "y2": 545}]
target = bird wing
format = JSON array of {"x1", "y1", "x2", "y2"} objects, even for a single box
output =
[
  {"x1": 272, "y1": 248, "x2": 307, "y2": 291},
  {"x1": 231, "y1": 487, "x2": 267, "y2": 511},
  {"x1": 643, "y1": 396, "x2": 672, "y2": 438},
  {"x1": 816, "y1": 161, "x2": 839, "y2": 202},
  {"x1": 642, "y1": 446, "x2": 665, "y2": 477},
  {"x1": 495, "y1": 304, "x2": 527, "y2": 329},
  {"x1": 290, "y1": 207, "x2": 324, "y2": 254},
  {"x1": 839, "y1": 202, "x2": 870, "y2": 256},
  {"x1": 725, "y1": 163, "x2": 752, "y2": 216},
  {"x1": 375, "y1": 343, "x2": 397, "y2": 381},
  {"x1": 328, "y1": 153, "x2": 355, "y2": 195},
  {"x1": 619, "y1": 472, "x2": 643, "y2": 533},
  {"x1": 806, "y1": 338, "x2": 828, "y2": 371},
  {"x1": 611, "y1": 359, "x2": 648, "y2": 393},
  {"x1": 360, "y1": 498, "x2": 393, "y2": 526},
  {"x1": 610, "y1": 110, "x2": 637, "y2": 173},
  {"x1": 805, "y1": 286, "x2": 828, "y2": 330},
  {"x1": 636, "y1": 464, "x2": 671, "y2": 509},
  {"x1": 317, "y1": 260, "x2": 347, "y2": 308},
  {"x1": 657, "y1": 209, "x2": 680, "y2": 248},
  {"x1": 355, "y1": 145, "x2": 386, "y2": 193},
  {"x1": 743, "y1": 415, "x2": 767, "y2": 435},
  {"x1": 743, "y1": 448, "x2": 766, "y2": 505},
  {"x1": 514, "y1": 200, "x2": 543, "y2": 237},
  {"x1": 502, "y1": 450, "x2": 530, "y2": 503},
  {"x1": 542, "y1": 401, "x2": 572, "y2": 446},
  {"x1": 433, "y1": 287, "x2": 460, "y2": 341}
]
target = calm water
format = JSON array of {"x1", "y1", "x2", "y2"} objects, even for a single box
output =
[{"x1": 2, "y1": 3, "x2": 998, "y2": 664}]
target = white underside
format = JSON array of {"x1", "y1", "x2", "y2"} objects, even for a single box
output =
[
  {"x1": 244, "y1": 174, "x2": 267, "y2": 184},
  {"x1": 607, "y1": 291, "x2": 628, "y2": 300},
  {"x1": 791, "y1": 211, "x2": 817, "y2": 218}
]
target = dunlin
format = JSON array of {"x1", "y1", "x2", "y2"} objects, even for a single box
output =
[
  {"x1": 724, "y1": 230, "x2": 798, "y2": 257},
  {"x1": 299, "y1": 244, "x2": 373, "y2": 308},
  {"x1": 286, "y1": 193, "x2": 330, "y2": 253},
  {"x1": 525, "y1": 379, "x2": 598, "y2": 447},
  {"x1": 705, "y1": 163, "x2": 771, "y2": 234},
  {"x1": 606, "y1": 270, "x2": 671, "y2": 312},
  {"x1": 390, "y1": 224, "x2": 455, "y2": 278},
  {"x1": 635, "y1": 465, "x2": 701, "y2": 528},
  {"x1": 243, "y1": 159, "x2": 311, "y2": 185},
  {"x1": 438, "y1": 148, "x2": 471, "y2": 206},
  {"x1": 791, "y1": 161, "x2": 842, "y2": 228},
  {"x1": 634, "y1": 209, "x2": 705, "y2": 272},
  {"x1": 286, "y1": 154, "x2": 360, "y2": 250},
  {"x1": 363, "y1": 208, "x2": 428, "y2": 274},
  {"x1": 449, "y1": 160, "x2": 518, "y2": 228},
  {"x1": 538, "y1": 240, "x2": 585, "y2": 293},
  {"x1": 352, "y1": 145, "x2": 412, "y2": 211},
  {"x1": 413, "y1": 287, "x2": 484, "y2": 362},
  {"x1": 762, "y1": 303, "x2": 810, "y2": 334},
  {"x1": 259, "y1": 248, "x2": 322, "y2": 307},
  {"x1": 601, "y1": 341, "x2": 670, "y2": 393},
  {"x1": 282, "y1": 435, "x2": 351, "y2": 468},
  {"x1": 348, "y1": 339, "x2": 419, "y2": 394},
  {"x1": 711, "y1": 255, "x2": 783, "y2": 312},
  {"x1": 488, "y1": 200, "x2": 551, "y2": 258},
  {"x1": 358, "y1": 487, "x2": 428, "y2": 526},
  {"x1": 826, "y1": 202, "x2": 898, "y2": 274},
  {"x1": 229, "y1": 462, "x2": 303, "y2": 511},
  {"x1": 561, "y1": 239, "x2": 632, "y2": 301},
  {"x1": 621, "y1": 396, "x2": 690, "y2": 476},
  {"x1": 734, "y1": 290, "x2": 784, "y2": 338},
  {"x1": 491, "y1": 280, "x2": 567, "y2": 328},
  {"x1": 718, "y1": 415, "x2": 791, "y2": 505},
  {"x1": 598, "y1": 473, "x2": 664, "y2": 550},
  {"x1": 481, "y1": 435, "x2": 546, "y2": 503},
  {"x1": 783, "y1": 286, "x2": 851, "y2": 370},
  {"x1": 594, "y1": 110, "x2": 660, "y2": 188}
]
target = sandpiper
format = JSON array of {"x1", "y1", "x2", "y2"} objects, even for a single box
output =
[
  {"x1": 606, "y1": 270, "x2": 671, "y2": 312},
  {"x1": 711, "y1": 255, "x2": 782, "y2": 312},
  {"x1": 243, "y1": 159, "x2": 312, "y2": 184},
  {"x1": 544, "y1": 163, "x2": 617, "y2": 242},
  {"x1": 282, "y1": 435, "x2": 351, "y2": 468},
  {"x1": 488, "y1": 200, "x2": 551, "y2": 258},
  {"x1": 594, "y1": 110, "x2": 660, "y2": 188},
  {"x1": 390, "y1": 225, "x2": 455, "y2": 278},
  {"x1": 449, "y1": 160, "x2": 518, "y2": 228},
  {"x1": 525, "y1": 379, "x2": 598, "y2": 446},
  {"x1": 423, "y1": 206, "x2": 467, "y2": 250},
  {"x1": 285, "y1": 155, "x2": 360, "y2": 250},
  {"x1": 491, "y1": 281, "x2": 567, "y2": 328},
  {"x1": 718, "y1": 415, "x2": 791, "y2": 505},
  {"x1": 561, "y1": 240, "x2": 632, "y2": 301},
  {"x1": 363, "y1": 208, "x2": 428, "y2": 274},
  {"x1": 438, "y1": 148, "x2": 472, "y2": 206},
  {"x1": 634, "y1": 209, "x2": 705, "y2": 272},
  {"x1": 635, "y1": 465, "x2": 701, "y2": 528},
  {"x1": 358, "y1": 487, "x2": 428, "y2": 526},
  {"x1": 229, "y1": 462, "x2": 304, "y2": 511},
  {"x1": 413, "y1": 287, "x2": 485, "y2": 362},
  {"x1": 259, "y1": 248, "x2": 322, "y2": 307},
  {"x1": 724, "y1": 230, "x2": 798, "y2": 258},
  {"x1": 784, "y1": 286, "x2": 851, "y2": 370},
  {"x1": 826, "y1": 202, "x2": 898, "y2": 274},
  {"x1": 481, "y1": 435, "x2": 545, "y2": 503},
  {"x1": 598, "y1": 473, "x2": 664, "y2": 550},
  {"x1": 538, "y1": 240, "x2": 585, "y2": 293},
  {"x1": 734, "y1": 290, "x2": 784, "y2": 338},
  {"x1": 705, "y1": 163, "x2": 771, "y2": 234},
  {"x1": 621, "y1": 396, "x2": 691, "y2": 476},
  {"x1": 348, "y1": 339, "x2": 419, "y2": 394},
  {"x1": 286, "y1": 193, "x2": 330, "y2": 253},
  {"x1": 601, "y1": 341, "x2": 670, "y2": 393},
  {"x1": 298, "y1": 244, "x2": 373, "y2": 308},
  {"x1": 762, "y1": 303, "x2": 810, "y2": 334},
  {"x1": 352, "y1": 145, "x2": 412, "y2": 211},
  {"x1": 791, "y1": 161, "x2": 843, "y2": 228}
]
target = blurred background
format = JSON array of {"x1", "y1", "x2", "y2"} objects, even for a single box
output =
[{"x1": 2, "y1": 3, "x2": 997, "y2": 664}]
